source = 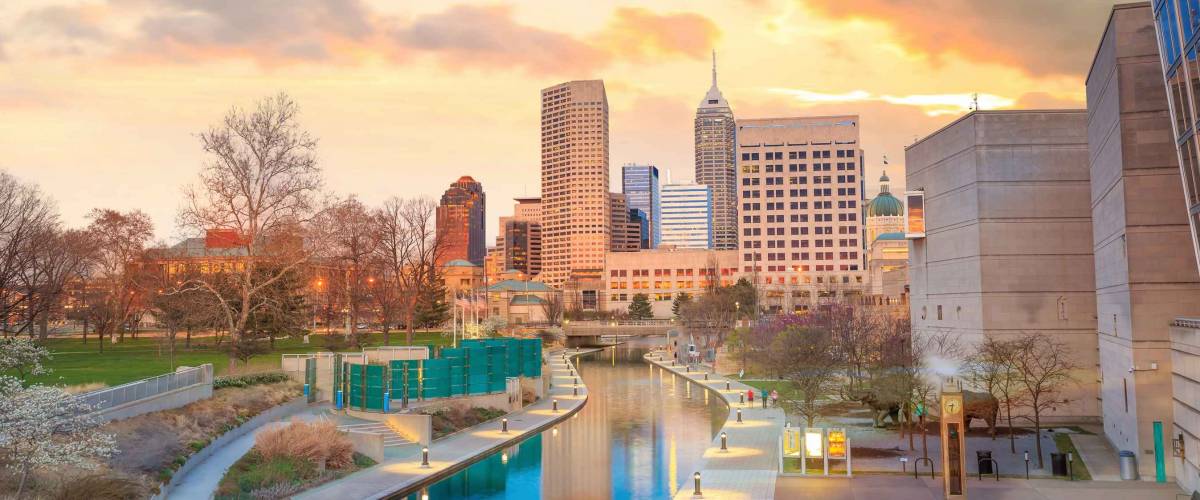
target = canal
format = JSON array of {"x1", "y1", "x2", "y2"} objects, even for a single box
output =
[{"x1": 408, "y1": 342, "x2": 727, "y2": 499}]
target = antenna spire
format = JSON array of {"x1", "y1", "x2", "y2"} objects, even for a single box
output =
[{"x1": 711, "y1": 50, "x2": 717, "y2": 87}]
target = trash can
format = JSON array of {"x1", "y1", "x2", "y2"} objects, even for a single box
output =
[
  {"x1": 977, "y1": 450, "x2": 994, "y2": 475},
  {"x1": 1051, "y1": 453, "x2": 1068, "y2": 476},
  {"x1": 1118, "y1": 450, "x2": 1138, "y2": 480}
]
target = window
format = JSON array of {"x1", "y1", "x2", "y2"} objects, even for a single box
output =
[{"x1": 937, "y1": 305, "x2": 943, "y2": 320}]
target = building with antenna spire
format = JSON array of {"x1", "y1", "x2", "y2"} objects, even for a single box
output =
[{"x1": 695, "y1": 50, "x2": 737, "y2": 250}]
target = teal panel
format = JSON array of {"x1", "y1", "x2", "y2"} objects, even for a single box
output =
[
  {"x1": 505, "y1": 339, "x2": 521, "y2": 378},
  {"x1": 422, "y1": 358, "x2": 450, "y2": 398},
  {"x1": 466, "y1": 346, "x2": 488, "y2": 395},
  {"x1": 487, "y1": 346, "x2": 506, "y2": 393},
  {"x1": 348, "y1": 364, "x2": 365, "y2": 409},
  {"x1": 406, "y1": 360, "x2": 421, "y2": 399},
  {"x1": 365, "y1": 364, "x2": 386, "y2": 411},
  {"x1": 521, "y1": 338, "x2": 542, "y2": 377}
]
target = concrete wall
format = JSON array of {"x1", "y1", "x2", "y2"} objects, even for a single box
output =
[
  {"x1": 93, "y1": 383, "x2": 214, "y2": 423},
  {"x1": 1171, "y1": 320, "x2": 1200, "y2": 494},
  {"x1": 386, "y1": 414, "x2": 433, "y2": 447},
  {"x1": 906, "y1": 110, "x2": 1100, "y2": 419},
  {"x1": 345, "y1": 430, "x2": 386, "y2": 462},
  {"x1": 1087, "y1": 2, "x2": 1200, "y2": 480}
]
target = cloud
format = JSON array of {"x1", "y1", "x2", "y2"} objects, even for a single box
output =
[
  {"x1": 20, "y1": 5, "x2": 111, "y2": 42},
  {"x1": 389, "y1": 5, "x2": 610, "y2": 75},
  {"x1": 593, "y1": 7, "x2": 720, "y2": 61},
  {"x1": 1014, "y1": 91, "x2": 1084, "y2": 109},
  {"x1": 802, "y1": 0, "x2": 1113, "y2": 77},
  {"x1": 769, "y1": 87, "x2": 1016, "y2": 116}
]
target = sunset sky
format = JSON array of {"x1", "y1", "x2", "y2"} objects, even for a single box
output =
[{"x1": 0, "y1": 0, "x2": 1118, "y2": 242}]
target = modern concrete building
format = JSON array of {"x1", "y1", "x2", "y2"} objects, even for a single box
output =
[
  {"x1": 540, "y1": 80, "x2": 610, "y2": 287},
  {"x1": 436, "y1": 176, "x2": 486, "y2": 266},
  {"x1": 604, "y1": 248, "x2": 739, "y2": 317},
  {"x1": 609, "y1": 192, "x2": 642, "y2": 252},
  {"x1": 660, "y1": 183, "x2": 713, "y2": 249},
  {"x1": 695, "y1": 52, "x2": 738, "y2": 251},
  {"x1": 906, "y1": 110, "x2": 1099, "y2": 419},
  {"x1": 736, "y1": 116, "x2": 867, "y2": 312},
  {"x1": 622, "y1": 163, "x2": 660, "y2": 247}
]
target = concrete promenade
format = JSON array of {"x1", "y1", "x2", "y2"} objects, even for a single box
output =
[
  {"x1": 296, "y1": 348, "x2": 594, "y2": 500},
  {"x1": 775, "y1": 475, "x2": 1184, "y2": 499},
  {"x1": 645, "y1": 352, "x2": 786, "y2": 500}
]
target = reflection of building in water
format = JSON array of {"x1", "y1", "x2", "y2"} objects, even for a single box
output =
[{"x1": 541, "y1": 354, "x2": 613, "y2": 499}]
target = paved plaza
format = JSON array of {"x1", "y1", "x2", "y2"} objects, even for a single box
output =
[{"x1": 775, "y1": 475, "x2": 1185, "y2": 499}]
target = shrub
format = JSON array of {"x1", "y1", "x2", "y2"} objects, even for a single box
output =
[
  {"x1": 213, "y1": 372, "x2": 292, "y2": 389},
  {"x1": 255, "y1": 420, "x2": 354, "y2": 470}
]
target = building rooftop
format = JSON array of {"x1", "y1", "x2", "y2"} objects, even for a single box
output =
[
  {"x1": 445, "y1": 259, "x2": 478, "y2": 268},
  {"x1": 488, "y1": 279, "x2": 553, "y2": 292},
  {"x1": 509, "y1": 294, "x2": 546, "y2": 305}
]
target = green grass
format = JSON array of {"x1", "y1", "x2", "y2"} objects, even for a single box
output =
[
  {"x1": 1052, "y1": 433, "x2": 1092, "y2": 481},
  {"x1": 23, "y1": 331, "x2": 451, "y2": 387},
  {"x1": 739, "y1": 379, "x2": 793, "y2": 395}
]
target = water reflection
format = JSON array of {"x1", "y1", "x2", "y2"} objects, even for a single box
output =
[{"x1": 410, "y1": 343, "x2": 726, "y2": 499}]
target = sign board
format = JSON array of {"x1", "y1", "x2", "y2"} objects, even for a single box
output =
[
  {"x1": 804, "y1": 429, "x2": 824, "y2": 459},
  {"x1": 905, "y1": 190, "x2": 925, "y2": 239},
  {"x1": 827, "y1": 429, "x2": 847, "y2": 459}
]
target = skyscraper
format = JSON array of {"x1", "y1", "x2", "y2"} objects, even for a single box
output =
[
  {"x1": 660, "y1": 183, "x2": 712, "y2": 249},
  {"x1": 496, "y1": 197, "x2": 542, "y2": 277},
  {"x1": 436, "y1": 175, "x2": 486, "y2": 266},
  {"x1": 608, "y1": 193, "x2": 642, "y2": 252},
  {"x1": 736, "y1": 116, "x2": 866, "y2": 311},
  {"x1": 695, "y1": 51, "x2": 737, "y2": 250},
  {"x1": 540, "y1": 80, "x2": 610, "y2": 286},
  {"x1": 621, "y1": 163, "x2": 660, "y2": 247}
]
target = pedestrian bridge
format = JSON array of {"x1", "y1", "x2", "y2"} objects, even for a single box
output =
[{"x1": 563, "y1": 319, "x2": 676, "y2": 347}]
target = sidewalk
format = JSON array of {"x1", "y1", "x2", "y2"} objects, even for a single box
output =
[
  {"x1": 775, "y1": 474, "x2": 1184, "y2": 499},
  {"x1": 645, "y1": 353, "x2": 786, "y2": 500},
  {"x1": 295, "y1": 348, "x2": 594, "y2": 500}
]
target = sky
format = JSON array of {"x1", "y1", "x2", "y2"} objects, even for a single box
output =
[{"x1": 0, "y1": 0, "x2": 1118, "y2": 243}]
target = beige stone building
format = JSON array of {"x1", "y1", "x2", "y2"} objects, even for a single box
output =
[
  {"x1": 865, "y1": 170, "x2": 908, "y2": 301},
  {"x1": 604, "y1": 248, "x2": 739, "y2": 318},
  {"x1": 540, "y1": 80, "x2": 610, "y2": 287},
  {"x1": 906, "y1": 110, "x2": 1100, "y2": 420},
  {"x1": 735, "y1": 115, "x2": 868, "y2": 313}
]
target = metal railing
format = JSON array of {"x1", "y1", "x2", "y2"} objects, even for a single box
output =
[{"x1": 77, "y1": 364, "x2": 213, "y2": 412}]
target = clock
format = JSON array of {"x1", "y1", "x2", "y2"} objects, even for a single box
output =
[{"x1": 944, "y1": 399, "x2": 962, "y2": 415}]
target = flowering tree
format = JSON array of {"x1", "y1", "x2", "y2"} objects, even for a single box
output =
[
  {"x1": 0, "y1": 337, "x2": 51, "y2": 383},
  {"x1": 0, "y1": 376, "x2": 116, "y2": 497}
]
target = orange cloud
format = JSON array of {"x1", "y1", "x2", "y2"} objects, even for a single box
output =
[
  {"x1": 802, "y1": 0, "x2": 1113, "y2": 77},
  {"x1": 593, "y1": 7, "x2": 721, "y2": 61}
]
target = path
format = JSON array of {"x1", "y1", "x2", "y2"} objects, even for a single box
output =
[
  {"x1": 170, "y1": 407, "x2": 325, "y2": 499},
  {"x1": 295, "y1": 348, "x2": 595, "y2": 500},
  {"x1": 775, "y1": 475, "x2": 1184, "y2": 499},
  {"x1": 645, "y1": 353, "x2": 786, "y2": 500}
]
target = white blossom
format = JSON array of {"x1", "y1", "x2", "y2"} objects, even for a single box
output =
[{"x1": 0, "y1": 337, "x2": 51, "y2": 382}]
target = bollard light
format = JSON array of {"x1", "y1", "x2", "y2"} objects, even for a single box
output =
[
  {"x1": 574, "y1": 377, "x2": 578, "y2": 385},
  {"x1": 501, "y1": 418, "x2": 509, "y2": 433},
  {"x1": 574, "y1": 386, "x2": 578, "y2": 396},
  {"x1": 900, "y1": 456, "x2": 908, "y2": 473},
  {"x1": 720, "y1": 432, "x2": 728, "y2": 451},
  {"x1": 421, "y1": 447, "x2": 430, "y2": 467},
  {"x1": 1067, "y1": 452, "x2": 1074, "y2": 481},
  {"x1": 553, "y1": 399, "x2": 559, "y2": 412},
  {"x1": 726, "y1": 381, "x2": 731, "y2": 390},
  {"x1": 1023, "y1": 451, "x2": 1030, "y2": 480},
  {"x1": 704, "y1": 373, "x2": 709, "y2": 380},
  {"x1": 739, "y1": 393, "x2": 744, "y2": 405},
  {"x1": 693, "y1": 472, "x2": 702, "y2": 496},
  {"x1": 686, "y1": 365, "x2": 691, "y2": 373},
  {"x1": 737, "y1": 408, "x2": 743, "y2": 423}
]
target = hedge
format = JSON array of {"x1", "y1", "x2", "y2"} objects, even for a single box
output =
[{"x1": 213, "y1": 372, "x2": 292, "y2": 389}]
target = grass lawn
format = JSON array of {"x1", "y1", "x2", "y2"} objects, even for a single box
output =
[
  {"x1": 24, "y1": 331, "x2": 452, "y2": 387},
  {"x1": 739, "y1": 379, "x2": 793, "y2": 395},
  {"x1": 1052, "y1": 433, "x2": 1092, "y2": 480}
]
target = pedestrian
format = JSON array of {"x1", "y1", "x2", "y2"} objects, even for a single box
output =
[
  {"x1": 761, "y1": 389, "x2": 767, "y2": 408},
  {"x1": 747, "y1": 389, "x2": 754, "y2": 404},
  {"x1": 770, "y1": 389, "x2": 779, "y2": 408}
]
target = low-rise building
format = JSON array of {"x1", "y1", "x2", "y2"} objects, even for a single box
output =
[
  {"x1": 603, "y1": 248, "x2": 738, "y2": 318},
  {"x1": 486, "y1": 279, "x2": 559, "y2": 325}
]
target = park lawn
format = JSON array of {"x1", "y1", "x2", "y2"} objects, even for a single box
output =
[
  {"x1": 739, "y1": 379, "x2": 794, "y2": 396},
  {"x1": 24, "y1": 331, "x2": 451, "y2": 387}
]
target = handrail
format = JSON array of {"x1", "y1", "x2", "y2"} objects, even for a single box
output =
[{"x1": 914, "y1": 457, "x2": 935, "y2": 479}]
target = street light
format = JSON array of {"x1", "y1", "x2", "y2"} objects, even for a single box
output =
[
  {"x1": 420, "y1": 447, "x2": 430, "y2": 468},
  {"x1": 693, "y1": 472, "x2": 702, "y2": 496}
]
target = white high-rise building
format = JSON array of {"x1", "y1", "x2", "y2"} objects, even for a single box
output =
[{"x1": 660, "y1": 183, "x2": 712, "y2": 249}]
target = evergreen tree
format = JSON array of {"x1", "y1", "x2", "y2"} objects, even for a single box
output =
[
  {"x1": 628, "y1": 293, "x2": 653, "y2": 320},
  {"x1": 414, "y1": 275, "x2": 450, "y2": 328},
  {"x1": 671, "y1": 292, "x2": 692, "y2": 318}
]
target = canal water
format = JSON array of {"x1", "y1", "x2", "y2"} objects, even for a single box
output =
[{"x1": 407, "y1": 342, "x2": 726, "y2": 499}]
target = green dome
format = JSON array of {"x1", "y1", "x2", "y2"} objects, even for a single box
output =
[{"x1": 867, "y1": 192, "x2": 904, "y2": 217}]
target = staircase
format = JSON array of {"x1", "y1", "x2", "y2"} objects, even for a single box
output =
[{"x1": 318, "y1": 414, "x2": 412, "y2": 447}]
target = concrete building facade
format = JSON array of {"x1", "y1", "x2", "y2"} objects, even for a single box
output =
[
  {"x1": 735, "y1": 115, "x2": 867, "y2": 313},
  {"x1": 436, "y1": 176, "x2": 486, "y2": 266},
  {"x1": 540, "y1": 80, "x2": 610, "y2": 287},
  {"x1": 622, "y1": 163, "x2": 660, "y2": 247},
  {"x1": 496, "y1": 197, "x2": 542, "y2": 278},
  {"x1": 604, "y1": 248, "x2": 739, "y2": 318},
  {"x1": 609, "y1": 192, "x2": 642, "y2": 252},
  {"x1": 695, "y1": 52, "x2": 738, "y2": 251},
  {"x1": 660, "y1": 183, "x2": 713, "y2": 249},
  {"x1": 906, "y1": 110, "x2": 1100, "y2": 419},
  {"x1": 1089, "y1": 4, "x2": 1200, "y2": 481}
]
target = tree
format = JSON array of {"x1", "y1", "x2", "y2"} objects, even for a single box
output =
[
  {"x1": 177, "y1": 93, "x2": 331, "y2": 370},
  {"x1": 85, "y1": 209, "x2": 154, "y2": 351},
  {"x1": 0, "y1": 337, "x2": 51, "y2": 383},
  {"x1": 771, "y1": 324, "x2": 840, "y2": 427},
  {"x1": 414, "y1": 269, "x2": 449, "y2": 328},
  {"x1": 0, "y1": 172, "x2": 57, "y2": 336},
  {"x1": 539, "y1": 291, "x2": 564, "y2": 326},
  {"x1": 671, "y1": 292, "x2": 692, "y2": 318},
  {"x1": 1010, "y1": 333, "x2": 1077, "y2": 469},
  {"x1": 373, "y1": 197, "x2": 445, "y2": 344},
  {"x1": 19, "y1": 228, "x2": 93, "y2": 341},
  {"x1": 368, "y1": 266, "x2": 402, "y2": 345},
  {"x1": 628, "y1": 293, "x2": 653, "y2": 320},
  {"x1": 328, "y1": 198, "x2": 379, "y2": 345},
  {"x1": 0, "y1": 376, "x2": 116, "y2": 497},
  {"x1": 966, "y1": 336, "x2": 1026, "y2": 452}
]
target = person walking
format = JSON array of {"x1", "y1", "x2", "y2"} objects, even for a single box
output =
[
  {"x1": 770, "y1": 389, "x2": 779, "y2": 408},
  {"x1": 761, "y1": 389, "x2": 767, "y2": 408},
  {"x1": 747, "y1": 389, "x2": 754, "y2": 404}
]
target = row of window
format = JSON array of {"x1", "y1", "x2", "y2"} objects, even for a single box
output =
[
  {"x1": 740, "y1": 150, "x2": 856, "y2": 161},
  {"x1": 744, "y1": 251, "x2": 859, "y2": 261}
]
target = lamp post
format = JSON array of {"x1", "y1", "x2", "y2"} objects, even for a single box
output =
[
  {"x1": 720, "y1": 432, "x2": 728, "y2": 452},
  {"x1": 693, "y1": 472, "x2": 702, "y2": 497},
  {"x1": 737, "y1": 408, "x2": 742, "y2": 423},
  {"x1": 501, "y1": 418, "x2": 508, "y2": 433},
  {"x1": 420, "y1": 447, "x2": 430, "y2": 468}
]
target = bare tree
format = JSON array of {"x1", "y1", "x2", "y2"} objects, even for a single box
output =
[
  {"x1": 539, "y1": 291, "x2": 564, "y2": 326},
  {"x1": 1010, "y1": 333, "x2": 1077, "y2": 469},
  {"x1": 966, "y1": 336, "x2": 1027, "y2": 452},
  {"x1": 19, "y1": 228, "x2": 94, "y2": 341},
  {"x1": 0, "y1": 172, "x2": 56, "y2": 336},
  {"x1": 373, "y1": 197, "x2": 444, "y2": 345},
  {"x1": 177, "y1": 93, "x2": 331, "y2": 370},
  {"x1": 85, "y1": 209, "x2": 153, "y2": 352},
  {"x1": 771, "y1": 324, "x2": 840, "y2": 427},
  {"x1": 328, "y1": 198, "x2": 379, "y2": 346}
]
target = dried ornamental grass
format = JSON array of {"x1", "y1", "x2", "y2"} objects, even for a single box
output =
[{"x1": 254, "y1": 420, "x2": 353, "y2": 470}]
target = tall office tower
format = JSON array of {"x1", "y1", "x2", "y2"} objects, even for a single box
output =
[
  {"x1": 695, "y1": 52, "x2": 737, "y2": 250},
  {"x1": 736, "y1": 116, "x2": 866, "y2": 312},
  {"x1": 629, "y1": 208, "x2": 649, "y2": 249},
  {"x1": 496, "y1": 197, "x2": 543, "y2": 277},
  {"x1": 660, "y1": 183, "x2": 712, "y2": 249},
  {"x1": 609, "y1": 193, "x2": 641, "y2": 252},
  {"x1": 436, "y1": 176, "x2": 486, "y2": 266},
  {"x1": 541, "y1": 80, "x2": 610, "y2": 286},
  {"x1": 621, "y1": 164, "x2": 661, "y2": 247}
]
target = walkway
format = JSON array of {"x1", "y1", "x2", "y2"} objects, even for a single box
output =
[
  {"x1": 644, "y1": 352, "x2": 786, "y2": 500},
  {"x1": 295, "y1": 348, "x2": 594, "y2": 500},
  {"x1": 170, "y1": 407, "x2": 324, "y2": 499},
  {"x1": 775, "y1": 475, "x2": 1184, "y2": 499}
]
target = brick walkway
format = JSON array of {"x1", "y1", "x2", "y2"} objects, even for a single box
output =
[
  {"x1": 645, "y1": 352, "x2": 786, "y2": 500},
  {"x1": 296, "y1": 348, "x2": 593, "y2": 500}
]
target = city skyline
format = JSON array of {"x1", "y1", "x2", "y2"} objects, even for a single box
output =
[{"x1": 0, "y1": 0, "x2": 1118, "y2": 242}]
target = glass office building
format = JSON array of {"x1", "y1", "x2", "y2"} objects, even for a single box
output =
[
  {"x1": 1153, "y1": 0, "x2": 1200, "y2": 271},
  {"x1": 621, "y1": 164, "x2": 660, "y2": 247},
  {"x1": 660, "y1": 183, "x2": 713, "y2": 249}
]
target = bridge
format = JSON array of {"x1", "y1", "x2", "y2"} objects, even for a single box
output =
[{"x1": 562, "y1": 319, "x2": 678, "y2": 347}]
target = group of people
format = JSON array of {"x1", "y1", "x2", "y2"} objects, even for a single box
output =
[{"x1": 747, "y1": 388, "x2": 779, "y2": 408}]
